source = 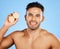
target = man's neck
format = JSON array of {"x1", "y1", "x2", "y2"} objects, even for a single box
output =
[{"x1": 27, "y1": 28, "x2": 41, "y2": 41}]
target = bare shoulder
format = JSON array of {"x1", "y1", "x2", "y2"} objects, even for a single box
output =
[
  {"x1": 10, "y1": 30, "x2": 25, "y2": 37},
  {"x1": 41, "y1": 29, "x2": 60, "y2": 43},
  {"x1": 41, "y1": 29, "x2": 58, "y2": 40},
  {"x1": 6, "y1": 29, "x2": 26, "y2": 39},
  {"x1": 46, "y1": 31, "x2": 59, "y2": 42}
]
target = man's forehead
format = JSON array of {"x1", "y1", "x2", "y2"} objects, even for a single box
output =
[
  {"x1": 27, "y1": 7, "x2": 42, "y2": 12},
  {"x1": 26, "y1": 7, "x2": 43, "y2": 14}
]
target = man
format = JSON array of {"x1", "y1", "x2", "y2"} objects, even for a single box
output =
[{"x1": 0, "y1": 2, "x2": 60, "y2": 49}]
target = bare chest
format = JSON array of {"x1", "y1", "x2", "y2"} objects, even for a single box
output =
[{"x1": 13, "y1": 36, "x2": 51, "y2": 49}]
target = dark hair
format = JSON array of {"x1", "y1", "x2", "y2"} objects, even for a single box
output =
[{"x1": 26, "y1": 2, "x2": 44, "y2": 12}]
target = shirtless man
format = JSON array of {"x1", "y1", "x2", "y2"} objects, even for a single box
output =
[{"x1": 0, "y1": 2, "x2": 60, "y2": 49}]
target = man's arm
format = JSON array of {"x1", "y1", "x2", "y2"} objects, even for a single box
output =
[
  {"x1": 0, "y1": 33, "x2": 14, "y2": 49},
  {"x1": 0, "y1": 12, "x2": 18, "y2": 42},
  {"x1": 0, "y1": 25, "x2": 9, "y2": 42},
  {"x1": 0, "y1": 12, "x2": 18, "y2": 49},
  {"x1": 0, "y1": 26, "x2": 14, "y2": 49}
]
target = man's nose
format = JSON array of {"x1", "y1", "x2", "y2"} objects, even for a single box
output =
[{"x1": 32, "y1": 16, "x2": 36, "y2": 20}]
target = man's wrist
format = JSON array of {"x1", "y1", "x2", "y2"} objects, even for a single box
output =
[{"x1": 2, "y1": 24, "x2": 10, "y2": 29}]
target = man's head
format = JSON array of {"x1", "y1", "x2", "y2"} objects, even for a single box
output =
[{"x1": 25, "y1": 2, "x2": 44, "y2": 30}]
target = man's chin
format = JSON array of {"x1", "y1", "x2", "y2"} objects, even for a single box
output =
[
  {"x1": 29, "y1": 27, "x2": 39, "y2": 30},
  {"x1": 27, "y1": 24, "x2": 40, "y2": 30}
]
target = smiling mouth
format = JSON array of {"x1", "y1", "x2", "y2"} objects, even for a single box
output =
[{"x1": 30, "y1": 21, "x2": 37, "y2": 26}]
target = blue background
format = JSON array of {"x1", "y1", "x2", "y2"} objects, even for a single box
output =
[{"x1": 0, "y1": 0, "x2": 60, "y2": 49}]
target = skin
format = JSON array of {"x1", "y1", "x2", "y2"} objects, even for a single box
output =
[{"x1": 0, "y1": 7, "x2": 60, "y2": 49}]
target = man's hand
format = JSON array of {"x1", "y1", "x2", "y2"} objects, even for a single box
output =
[{"x1": 4, "y1": 12, "x2": 19, "y2": 28}]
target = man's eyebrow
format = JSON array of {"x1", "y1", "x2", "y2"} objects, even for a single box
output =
[
  {"x1": 27, "y1": 12, "x2": 41, "y2": 16},
  {"x1": 36, "y1": 14, "x2": 41, "y2": 16},
  {"x1": 36, "y1": 14, "x2": 40, "y2": 15},
  {"x1": 28, "y1": 13, "x2": 32, "y2": 14},
  {"x1": 28, "y1": 13, "x2": 33, "y2": 15}
]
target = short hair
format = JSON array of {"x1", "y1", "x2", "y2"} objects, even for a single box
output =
[{"x1": 26, "y1": 2, "x2": 44, "y2": 12}]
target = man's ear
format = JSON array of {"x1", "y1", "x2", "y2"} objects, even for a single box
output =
[{"x1": 41, "y1": 16, "x2": 44, "y2": 22}]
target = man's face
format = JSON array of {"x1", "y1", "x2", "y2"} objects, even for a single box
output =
[{"x1": 25, "y1": 7, "x2": 43, "y2": 30}]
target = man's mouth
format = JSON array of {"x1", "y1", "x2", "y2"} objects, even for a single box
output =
[{"x1": 30, "y1": 21, "x2": 37, "y2": 26}]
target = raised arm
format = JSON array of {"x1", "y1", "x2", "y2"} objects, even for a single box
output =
[
  {"x1": 0, "y1": 33, "x2": 14, "y2": 49},
  {"x1": 0, "y1": 12, "x2": 19, "y2": 49}
]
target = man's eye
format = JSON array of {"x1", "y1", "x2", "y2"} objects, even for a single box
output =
[{"x1": 36, "y1": 15, "x2": 40, "y2": 17}]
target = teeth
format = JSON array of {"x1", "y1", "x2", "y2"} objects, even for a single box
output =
[{"x1": 30, "y1": 22, "x2": 36, "y2": 25}]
